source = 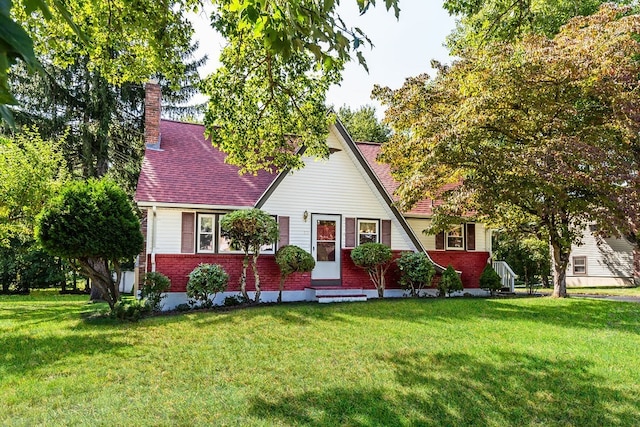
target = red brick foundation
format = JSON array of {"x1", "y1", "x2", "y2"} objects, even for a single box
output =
[
  {"x1": 427, "y1": 251, "x2": 490, "y2": 288},
  {"x1": 151, "y1": 249, "x2": 490, "y2": 293}
]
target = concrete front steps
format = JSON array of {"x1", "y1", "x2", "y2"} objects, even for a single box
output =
[{"x1": 305, "y1": 286, "x2": 368, "y2": 303}]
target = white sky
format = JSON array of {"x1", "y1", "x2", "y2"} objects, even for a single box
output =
[{"x1": 189, "y1": 1, "x2": 456, "y2": 115}]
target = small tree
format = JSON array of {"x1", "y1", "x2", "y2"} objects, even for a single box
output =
[
  {"x1": 439, "y1": 265, "x2": 463, "y2": 297},
  {"x1": 397, "y1": 251, "x2": 436, "y2": 297},
  {"x1": 187, "y1": 263, "x2": 229, "y2": 308},
  {"x1": 275, "y1": 245, "x2": 315, "y2": 303},
  {"x1": 479, "y1": 264, "x2": 502, "y2": 297},
  {"x1": 220, "y1": 209, "x2": 278, "y2": 303},
  {"x1": 140, "y1": 272, "x2": 171, "y2": 311},
  {"x1": 35, "y1": 178, "x2": 143, "y2": 310},
  {"x1": 350, "y1": 243, "x2": 392, "y2": 298}
]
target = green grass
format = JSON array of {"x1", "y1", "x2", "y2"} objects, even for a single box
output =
[
  {"x1": 2, "y1": 292, "x2": 640, "y2": 426},
  {"x1": 533, "y1": 286, "x2": 640, "y2": 297}
]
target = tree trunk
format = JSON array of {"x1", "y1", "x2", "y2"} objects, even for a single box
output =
[
  {"x1": 78, "y1": 257, "x2": 118, "y2": 309},
  {"x1": 550, "y1": 240, "x2": 570, "y2": 298},
  {"x1": 252, "y1": 252, "x2": 261, "y2": 303},
  {"x1": 240, "y1": 254, "x2": 250, "y2": 301},
  {"x1": 278, "y1": 275, "x2": 286, "y2": 303}
]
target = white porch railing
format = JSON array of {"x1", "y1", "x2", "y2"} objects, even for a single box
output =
[{"x1": 492, "y1": 261, "x2": 517, "y2": 292}]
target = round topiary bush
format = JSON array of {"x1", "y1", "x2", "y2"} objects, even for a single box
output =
[
  {"x1": 479, "y1": 264, "x2": 502, "y2": 296},
  {"x1": 350, "y1": 242, "x2": 392, "y2": 298},
  {"x1": 275, "y1": 245, "x2": 315, "y2": 303},
  {"x1": 187, "y1": 263, "x2": 229, "y2": 308},
  {"x1": 140, "y1": 272, "x2": 171, "y2": 311},
  {"x1": 397, "y1": 251, "x2": 436, "y2": 297}
]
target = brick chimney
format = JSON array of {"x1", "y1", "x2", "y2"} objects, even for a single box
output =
[{"x1": 144, "y1": 81, "x2": 161, "y2": 149}]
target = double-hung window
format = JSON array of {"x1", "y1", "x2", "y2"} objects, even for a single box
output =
[
  {"x1": 446, "y1": 225, "x2": 464, "y2": 250},
  {"x1": 572, "y1": 256, "x2": 587, "y2": 275},
  {"x1": 197, "y1": 214, "x2": 215, "y2": 253},
  {"x1": 358, "y1": 220, "x2": 379, "y2": 245}
]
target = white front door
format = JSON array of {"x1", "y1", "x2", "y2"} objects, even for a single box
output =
[{"x1": 311, "y1": 214, "x2": 341, "y2": 282}]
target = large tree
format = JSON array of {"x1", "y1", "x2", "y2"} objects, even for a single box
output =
[
  {"x1": 374, "y1": 5, "x2": 640, "y2": 297},
  {"x1": 337, "y1": 105, "x2": 390, "y2": 143},
  {"x1": 443, "y1": 0, "x2": 636, "y2": 51},
  {"x1": 35, "y1": 178, "x2": 143, "y2": 309}
]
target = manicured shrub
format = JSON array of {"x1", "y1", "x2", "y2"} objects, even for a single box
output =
[
  {"x1": 397, "y1": 251, "x2": 436, "y2": 297},
  {"x1": 140, "y1": 272, "x2": 171, "y2": 311},
  {"x1": 350, "y1": 243, "x2": 392, "y2": 298},
  {"x1": 220, "y1": 209, "x2": 278, "y2": 303},
  {"x1": 275, "y1": 245, "x2": 315, "y2": 303},
  {"x1": 439, "y1": 265, "x2": 463, "y2": 297},
  {"x1": 223, "y1": 294, "x2": 251, "y2": 307},
  {"x1": 111, "y1": 298, "x2": 151, "y2": 321},
  {"x1": 479, "y1": 264, "x2": 502, "y2": 296},
  {"x1": 174, "y1": 303, "x2": 192, "y2": 312},
  {"x1": 187, "y1": 263, "x2": 229, "y2": 308}
]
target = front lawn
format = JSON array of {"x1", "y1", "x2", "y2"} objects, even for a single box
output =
[{"x1": 1, "y1": 293, "x2": 639, "y2": 426}]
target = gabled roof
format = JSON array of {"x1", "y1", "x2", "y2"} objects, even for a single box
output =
[
  {"x1": 356, "y1": 142, "x2": 440, "y2": 217},
  {"x1": 135, "y1": 120, "x2": 277, "y2": 207}
]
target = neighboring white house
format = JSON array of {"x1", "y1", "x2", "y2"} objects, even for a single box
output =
[{"x1": 566, "y1": 225, "x2": 638, "y2": 286}]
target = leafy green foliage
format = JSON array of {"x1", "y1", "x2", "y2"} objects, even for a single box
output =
[
  {"x1": 0, "y1": 235, "x2": 65, "y2": 294},
  {"x1": 111, "y1": 297, "x2": 151, "y2": 322},
  {"x1": 275, "y1": 245, "x2": 315, "y2": 303},
  {"x1": 493, "y1": 233, "x2": 551, "y2": 292},
  {"x1": 337, "y1": 105, "x2": 391, "y2": 143},
  {"x1": 350, "y1": 243, "x2": 392, "y2": 298},
  {"x1": 35, "y1": 178, "x2": 143, "y2": 309},
  {"x1": 439, "y1": 265, "x2": 463, "y2": 297},
  {"x1": 220, "y1": 209, "x2": 278, "y2": 302},
  {"x1": 140, "y1": 272, "x2": 172, "y2": 312},
  {"x1": 203, "y1": 28, "x2": 338, "y2": 174},
  {"x1": 396, "y1": 251, "x2": 436, "y2": 297},
  {"x1": 375, "y1": 5, "x2": 640, "y2": 298},
  {"x1": 479, "y1": 264, "x2": 502, "y2": 296},
  {"x1": 187, "y1": 263, "x2": 229, "y2": 309},
  {"x1": 443, "y1": 0, "x2": 624, "y2": 53},
  {"x1": 0, "y1": 129, "x2": 68, "y2": 243}
]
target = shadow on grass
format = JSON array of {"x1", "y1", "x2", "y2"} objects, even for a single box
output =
[{"x1": 250, "y1": 349, "x2": 640, "y2": 426}]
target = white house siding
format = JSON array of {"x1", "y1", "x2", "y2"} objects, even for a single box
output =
[
  {"x1": 406, "y1": 218, "x2": 489, "y2": 252},
  {"x1": 261, "y1": 128, "x2": 415, "y2": 252},
  {"x1": 566, "y1": 227, "x2": 635, "y2": 286},
  {"x1": 153, "y1": 208, "x2": 184, "y2": 254}
]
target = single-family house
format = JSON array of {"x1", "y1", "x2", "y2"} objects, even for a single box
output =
[
  {"x1": 566, "y1": 225, "x2": 639, "y2": 286},
  {"x1": 134, "y1": 83, "x2": 494, "y2": 308}
]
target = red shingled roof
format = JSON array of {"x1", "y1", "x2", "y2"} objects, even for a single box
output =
[
  {"x1": 135, "y1": 120, "x2": 277, "y2": 206},
  {"x1": 356, "y1": 142, "x2": 438, "y2": 216}
]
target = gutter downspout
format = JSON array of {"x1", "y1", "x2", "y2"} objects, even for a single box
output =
[{"x1": 151, "y1": 205, "x2": 157, "y2": 273}]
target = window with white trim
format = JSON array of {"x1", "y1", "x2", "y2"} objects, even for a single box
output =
[
  {"x1": 446, "y1": 225, "x2": 464, "y2": 250},
  {"x1": 197, "y1": 214, "x2": 215, "y2": 253},
  {"x1": 572, "y1": 256, "x2": 587, "y2": 275},
  {"x1": 358, "y1": 219, "x2": 379, "y2": 245}
]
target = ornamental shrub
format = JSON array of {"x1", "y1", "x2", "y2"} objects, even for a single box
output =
[
  {"x1": 350, "y1": 243, "x2": 392, "y2": 298},
  {"x1": 275, "y1": 245, "x2": 315, "y2": 303},
  {"x1": 140, "y1": 272, "x2": 171, "y2": 311},
  {"x1": 111, "y1": 298, "x2": 151, "y2": 322},
  {"x1": 220, "y1": 209, "x2": 278, "y2": 303},
  {"x1": 439, "y1": 265, "x2": 463, "y2": 297},
  {"x1": 187, "y1": 263, "x2": 229, "y2": 308},
  {"x1": 479, "y1": 264, "x2": 502, "y2": 296},
  {"x1": 397, "y1": 251, "x2": 435, "y2": 297}
]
